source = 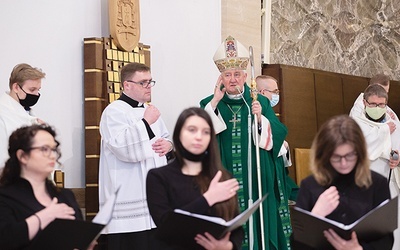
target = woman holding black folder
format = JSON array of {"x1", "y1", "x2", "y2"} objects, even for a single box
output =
[
  {"x1": 0, "y1": 124, "x2": 92, "y2": 250},
  {"x1": 294, "y1": 115, "x2": 394, "y2": 249},
  {"x1": 146, "y1": 107, "x2": 243, "y2": 249}
]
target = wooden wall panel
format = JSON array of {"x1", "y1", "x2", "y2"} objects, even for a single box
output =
[
  {"x1": 84, "y1": 72, "x2": 107, "y2": 99},
  {"x1": 85, "y1": 186, "x2": 98, "y2": 221},
  {"x1": 282, "y1": 67, "x2": 317, "y2": 148},
  {"x1": 282, "y1": 67, "x2": 316, "y2": 181},
  {"x1": 84, "y1": 39, "x2": 104, "y2": 70},
  {"x1": 84, "y1": 129, "x2": 101, "y2": 155},
  {"x1": 342, "y1": 76, "x2": 368, "y2": 114},
  {"x1": 261, "y1": 64, "x2": 400, "y2": 184},
  {"x1": 85, "y1": 157, "x2": 99, "y2": 184},
  {"x1": 84, "y1": 100, "x2": 107, "y2": 126},
  {"x1": 314, "y1": 73, "x2": 343, "y2": 128},
  {"x1": 262, "y1": 65, "x2": 317, "y2": 181},
  {"x1": 389, "y1": 80, "x2": 400, "y2": 116}
]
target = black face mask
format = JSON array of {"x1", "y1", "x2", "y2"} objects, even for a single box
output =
[
  {"x1": 17, "y1": 85, "x2": 40, "y2": 110},
  {"x1": 180, "y1": 146, "x2": 208, "y2": 162}
]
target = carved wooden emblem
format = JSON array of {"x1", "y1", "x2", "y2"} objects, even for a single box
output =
[{"x1": 109, "y1": 0, "x2": 140, "y2": 52}]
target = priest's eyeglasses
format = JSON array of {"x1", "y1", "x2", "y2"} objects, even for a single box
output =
[
  {"x1": 330, "y1": 151, "x2": 357, "y2": 163},
  {"x1": 29, "y1": 145, "x2": 60, "y2": 158},
  {"x1": 259, "y1": 89, "x2": 280, "y2": 95},
  {"x1": 364, "y1": 99, "x2": 386, "y2": 108},
  {"x1": 126, "y1": 80, "x2": 156, "y2": 88}
]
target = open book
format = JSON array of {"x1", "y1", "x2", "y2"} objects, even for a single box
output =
[
  {"x1": 29, "y1": 187, "x2": 119, "y2": 250},
  {"x1": 292, "y1": 196, "x2": 398, "y2": 249},
  {"x1": 157, "y1": 194, "x2": 267, "y2": 246}
]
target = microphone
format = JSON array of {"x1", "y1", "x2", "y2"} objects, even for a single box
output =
[{"x1": 236, "y1": 86, "x2": 251, "y2": 115}]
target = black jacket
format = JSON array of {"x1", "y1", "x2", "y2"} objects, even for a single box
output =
[{"x1": 0, "y1": 178, "x2": 82, "y2": 250}]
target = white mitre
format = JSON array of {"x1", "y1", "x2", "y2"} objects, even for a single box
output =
[{"x1": 213, "y1": 35, "x2": 249, "y2": 72}]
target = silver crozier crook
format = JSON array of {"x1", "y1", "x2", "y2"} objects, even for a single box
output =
[{"x1": 249, "y1": 46, "x2": 265, "y2": 250}]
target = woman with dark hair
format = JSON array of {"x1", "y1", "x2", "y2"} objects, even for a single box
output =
[
  {"x1": 0, "y1": 124, "x2": 83, "y2": 249},
  {"x1": 294, "y1": 115, "x2": 393, "y2": 249},
  {"x1": 146, "y1": 107, "x2": 243, "y2": 249}
]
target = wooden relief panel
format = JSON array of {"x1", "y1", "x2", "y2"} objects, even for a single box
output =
[{"x1": 109, "y1": 0, "x2": 140, "y2": 52}]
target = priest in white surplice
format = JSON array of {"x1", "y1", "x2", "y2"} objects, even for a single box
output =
[
  {"x1": 350, "y1": 84, "x2": 400, "y2": 250},
  {"x1": 99, "y1": 63, "x2": 173, "y2": 249}
]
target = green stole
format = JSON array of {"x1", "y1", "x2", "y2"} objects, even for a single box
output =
[{"x1": 200, "y1": 84, "x2": 290, "y2": 250}]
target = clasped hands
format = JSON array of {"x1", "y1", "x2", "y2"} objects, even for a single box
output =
[{"x1": 152, "y1": 138, "x2": 173, "y2": 156}]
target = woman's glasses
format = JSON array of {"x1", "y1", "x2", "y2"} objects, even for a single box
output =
[
  {"x1": 29, "y1": 146, "x2": 60, "y2": 158},
  {"x1": 330, "y1": 151, "x2": 357, "y2": 163}
]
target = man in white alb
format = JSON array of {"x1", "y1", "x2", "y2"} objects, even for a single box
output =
[
  {"x1": 99, "y1": 62, "x2": 173, "y2": 249},
  {"x1": 0, "y1": 63, "x2": 45, "y2": 171}
]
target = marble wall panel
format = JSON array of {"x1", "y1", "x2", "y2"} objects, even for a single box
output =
[{"x1": 270, "y1": 0, "x2": 400, "y2": 80}]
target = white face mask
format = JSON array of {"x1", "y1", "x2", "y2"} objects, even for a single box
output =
[
  {"x1": 365, "y1": 106, "x2": 386, "y2": 120},
  {"x1": 270, "y1": 94, "x2": 280, "y2": 107}
]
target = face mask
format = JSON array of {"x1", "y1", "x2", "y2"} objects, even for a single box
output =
[
  {"x1": 180, "y1": 145, "x2": 207, "y2": 162},
  {"x1": 17, "y1": 85, "x2": 40, "y2": 110},
  {"x1": 270, "y1": 94, "x2": 280, "y2": 107},
  {"x1": 365, "y1": 106, "x2": 386, "y2": 120}
]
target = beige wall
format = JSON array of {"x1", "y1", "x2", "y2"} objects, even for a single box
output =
[{"x1": 221, "y1": 0, "x2": 262, "y2": 82}]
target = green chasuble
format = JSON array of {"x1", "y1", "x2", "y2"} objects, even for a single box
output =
[{"x1": 200, "y1": 85, "x2": 291, "y2": 250}]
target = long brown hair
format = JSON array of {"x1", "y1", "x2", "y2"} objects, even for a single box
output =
[
  {"x1": 311, "y1": 115, "x2": 371, "y2": 188},
  {"x1": 173, "y1": 107, "x2": 239, "y2": 220}
]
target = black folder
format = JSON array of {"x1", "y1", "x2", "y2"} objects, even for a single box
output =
[
  {"x1": 28, "y1": 188, "x2": 119, "y2": 250},
  {"x1": 28, "y1": 219, "x2": 104, "y2": 250},
  {"x1": 157, "y1": 194, "x2": 267, "y2": 246},
  {"x1": 292, "y1": 196, "x2": 398, "y2": 249}
]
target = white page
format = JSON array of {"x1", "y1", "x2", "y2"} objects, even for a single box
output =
[
  {"x1": 294, "y1": 198, "x2": 390, "y2": 230},
  {"x1": 174, "y1": 209, "x2": 227, "y2": 225},
  {"x1": 225, "y1": 194, "x2": 267, "y2": 228},
  {"x1": 92, "y1": 187, "x2": 120, "y2": 225},
  {"x1": 174, "y1": 194, "x2": 268, "y2": 227}
]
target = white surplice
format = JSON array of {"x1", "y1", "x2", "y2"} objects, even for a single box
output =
[
  {"x1": 351, "y1": 100, "x2": 400, "y2": 250},
  {"x1": 0, "y1": 92, "x2": 39, "y2": 170},
  {"x1": 99, "y1": 100, "x2": 169, "y2": 234}
]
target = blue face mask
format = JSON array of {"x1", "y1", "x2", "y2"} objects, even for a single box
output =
[{"x1": 270, "y1": 94, "x2": 279, "y2": 107}]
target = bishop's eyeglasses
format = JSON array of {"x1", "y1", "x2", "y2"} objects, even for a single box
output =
[
  {"x1": 29, "y1": 145, "x2": 60, "y2": 158},
  {"x1": 126, "y1": 80, "x2": 156, "y2": 88}
]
